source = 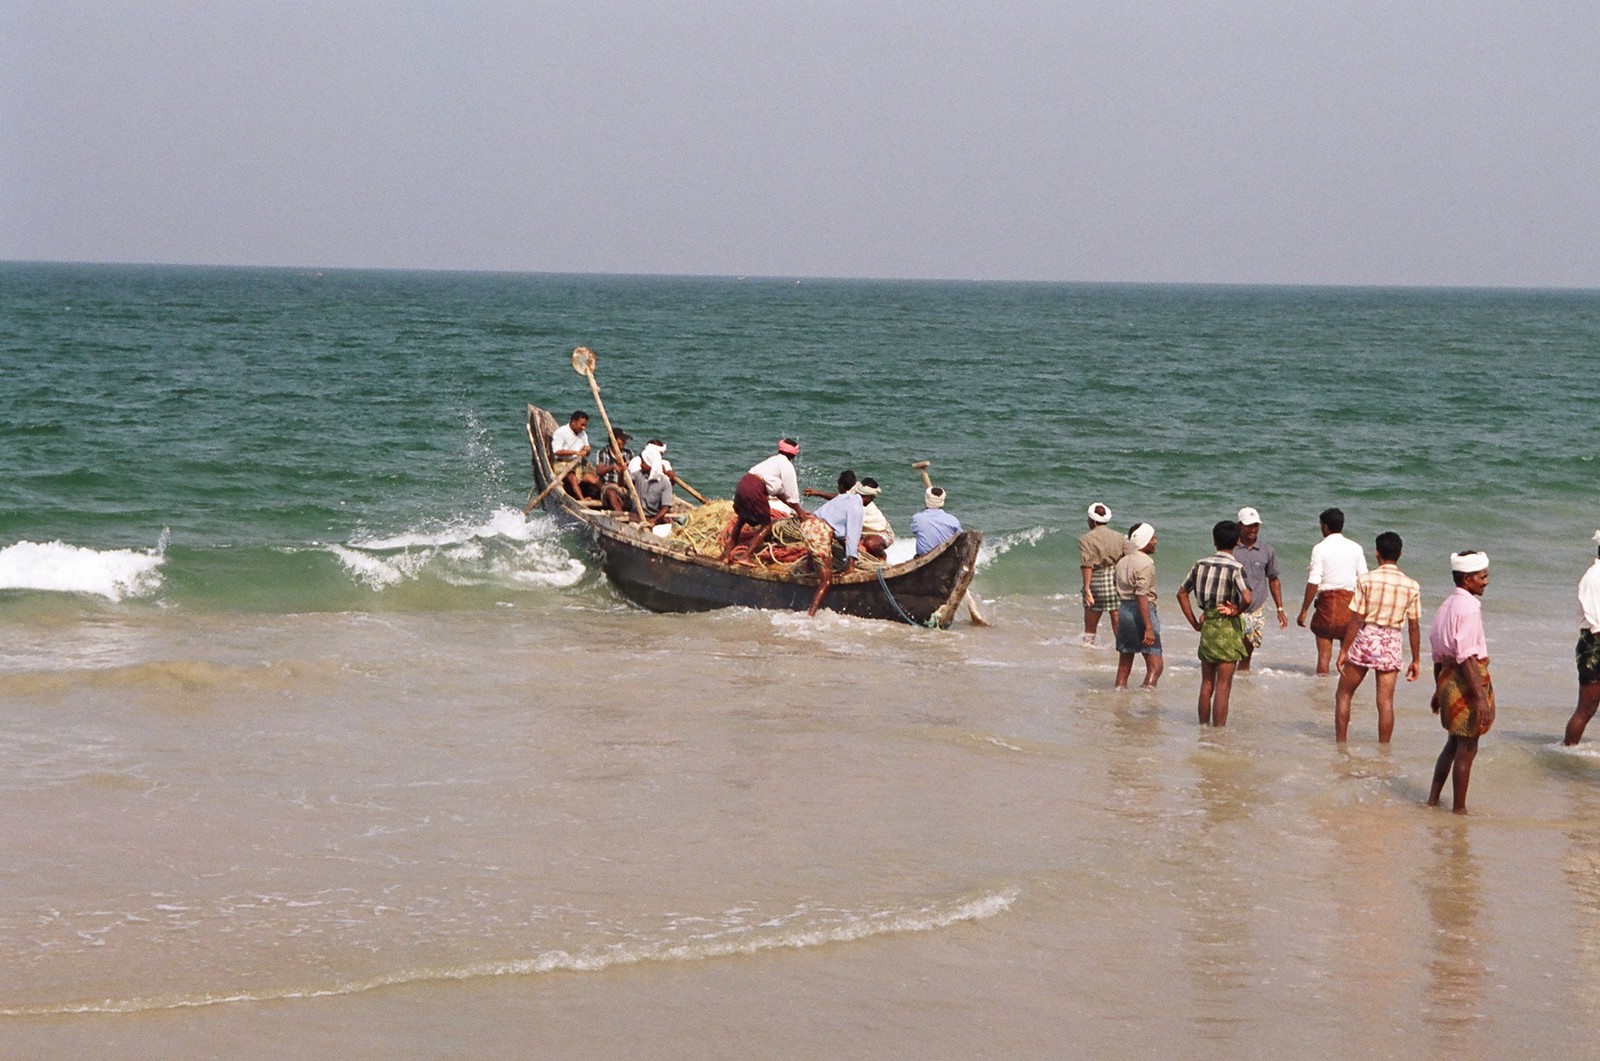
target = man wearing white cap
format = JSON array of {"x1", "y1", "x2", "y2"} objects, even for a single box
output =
[
  {"x1": 1232, "y1": 506, "x2": 1287, "y2": 672},
  {"x1": 1427, "y1": 550, "x2": 1495, "y2": 814},
  {"x1": 1561, "y1": 531, "x2": 1600, "y2": 746},
  {"x1": 1078, "y1": 501, "x2": 1125, "y2": 646}
]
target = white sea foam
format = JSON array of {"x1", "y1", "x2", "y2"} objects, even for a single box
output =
[
  {"x1": 0, "y1": 888, "x2": 1017, "y2": 1016},
  {"x1": 978, "y1": 525, "x2": 1048, "y2": 570},
  {"x1": 0, "y1": 535, "x2": 167, "y2": 601},
  {"x1": 327, "y1": 507, "x2": 586, "y2": 591}
]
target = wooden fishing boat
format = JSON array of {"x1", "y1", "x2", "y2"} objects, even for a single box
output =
[{"x1": 525, "y1": 404, "x2": 983, "y2": 627}]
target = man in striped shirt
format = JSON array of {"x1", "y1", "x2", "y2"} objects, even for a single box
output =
[
  {"x1": 1333, "y1": 531, "x2": 1422, "y2": 744},
  {"x1": 1177, "y1": 521, "x2": 1253, "y2": 727}
]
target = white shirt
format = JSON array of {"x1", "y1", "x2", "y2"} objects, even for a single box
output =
[
  {"x1": 1307, "y1": 532, "x2": 1368, "y2": 592},
  {"x1": 748, "y1": 453, "x2": 800, "y2": 505},
  {"x1": 1580, "y1": 558, "x2": 1600, "y2": 632},
  {"x1": 550, "y1": 423, "x2": 589, "y2": 457}
]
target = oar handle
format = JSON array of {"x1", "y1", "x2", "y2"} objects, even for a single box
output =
[{"x1": 525, "y1": 457, "x2": 583, "y2": 513}]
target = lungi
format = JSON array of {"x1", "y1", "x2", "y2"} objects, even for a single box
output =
[
  {"x1": 1115, "y1": 599, "x2": 1162, "y2": 656},
  {"x1": 1578, "y1": 630, "x2": 1600, "y2": 687},
  {"x1": 1435, "y1": 657, "x2": 1495, "y2": 738},
  {"x1": 1089, "y1": 565, "x2": 1120, "y2": 612},
  {"x1": 1346, "y1": 623, "x2": 1403, "y2": 672},
  {"x1": 733, "y1": 473, "x2": 774, "y2": 526},
  {"x1": 1310, "y1": 589, "x2": 1355, "y2": 639},
  {"x1": 1240, "y1": 608, "x2": 1266, "y2": 649},
  {"x1": 1198, "y1": 609, "x2": 1247, "y2": 663}
]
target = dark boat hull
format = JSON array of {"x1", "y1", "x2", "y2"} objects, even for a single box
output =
[{"x1": 527, "y1": 405, "x2": 981, "y2": 628}]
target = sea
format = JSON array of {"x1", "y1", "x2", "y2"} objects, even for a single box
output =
[{"x1": 2, "y1": 261, "x2": 1599, "y2": 1058}]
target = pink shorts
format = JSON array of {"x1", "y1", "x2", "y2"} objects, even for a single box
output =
[{"x1": 1346, "y1": 623, "x2": 1403, "y2": 672}]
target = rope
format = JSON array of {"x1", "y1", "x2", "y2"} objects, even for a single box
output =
[{"x1": 877, "y1": 567, "x2": 936, "y2": 627}]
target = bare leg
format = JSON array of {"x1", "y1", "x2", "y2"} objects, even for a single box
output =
[
  {"x1": 1197, "y1": 662, "x2": 1218, "y2": 725},
  {"x1": 1564, "y1": 683, "x2": 1600, "y2": 745},
  {"x1": 1115, "y1": 653, "x2": 1135, "y2": 689},
  {"x1": 1141, "y1": 653, "x2": 1163, "y2": 689},
  {"x1": 1373, "y1": 669, "x2": 1400, "y2": 743},
  {"x1": 1450, "y1": 736, "x2": 1479, "y2": 813},
  {"x1": 1083, "y1": 608, "x2": 1101, "y2": 642},
  {"x1": 1239, "y1": 640, "x2": 1255, "y2": 673},
  {"x1": 1315, "y1": 636, "x2": 1334, "y2": 676},
  {"x1": 807, "y1": 559, "x2": 834, "y2": 616},
  {"x1": 1334, "y1": 663, "x2": 1367, "y2": 743},
  {"x1": 1428, "y1": 735, "x2": 1458, "y2": 807},
  {"x1": 1212, "y1": 661, "x2": 1238, "y2": 726}
]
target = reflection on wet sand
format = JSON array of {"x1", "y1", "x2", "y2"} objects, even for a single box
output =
[{"x1": 1422, "y1": 823, "x2": 1488, "y2": 1053}]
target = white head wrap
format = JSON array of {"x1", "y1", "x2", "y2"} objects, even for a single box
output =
[
  {"x1": 1450, "y1": 550, "x2": 1489, "y2": 574},
  {"x1": 853, "y1": 482, "x2": 881, "y2": 498},
  {"x1": 1128, "y1": 523, "x2": 1155, "y2": 551},
  {"x1": 639, "y1": 441, "x2": 667, "y2": 482},
  {"x1": 925, "y1": 487, "x2": 946, "y2": 509},
  {"x1": 1087, "y1": 502, "x2": 1112, "y2": 524}
]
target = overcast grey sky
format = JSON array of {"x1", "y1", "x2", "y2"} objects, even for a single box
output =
[{"x1": 3, "y1": 2, "x2": 1597, "y2": 286}]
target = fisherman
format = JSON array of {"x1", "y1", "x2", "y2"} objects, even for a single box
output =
[
  {"x1": 1296, "y1": 507, "x2": 1369, "y2": 675},
  {"x1": 549, "y1": 410, "x2": 592, "y2": 498},
  {"x1": 1233, "y1": 506, "x2": 1287, "y2": 672},
  {"x1": 588, "y1": 429, "x2": 634, "y2": 513},
  {"x1": 627, "y1": 439, "x2": 677, "y2": 525},
  {"x1": 805, "y1": 486, "x2": 865, "y2": 616},
  {"x1": 1114, "y1": 523, "x2": 1163, "y2": 690},
  {"x1": 1562, "y1": 530, "x2": 1600, "y2": 746},
  {"x1": 1428, "y1": 550, "x2": 1496, "y2": 814},
  {"x1": 853, "y1": 478, "x2": 890, "y2": 559},
  {"x1": 911, "y1": 486, "x2": 962, "y2": 556},
  {"x1": 722, "y1": 439, "x2": 804, "y2": 563},
  {"x1": 1079, "y1": 502, "x2": 1126, "y2": 646},
  {"x1": 1176, "y1": 521, "x2": 1253, "y2": 727},
  {"x1": 1333, "y1": 531, "x2": 1422, "y2": 744}
]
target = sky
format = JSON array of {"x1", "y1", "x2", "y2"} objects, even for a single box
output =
[{"x1": 3, "y1": 1, "x2": 1598, "y2": 287}]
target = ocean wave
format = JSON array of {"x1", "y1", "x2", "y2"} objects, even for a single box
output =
[
  {"x1": 326, "y1": 507, "x2": 586, "y2": 591},
  {"x1": 0, "y1": 533, "x2": 168, "y2": 602},
  {"x1": 0, "y1": 888, "x2": 1016, "y2": 1016},
  {"x1": 977, "y1": 524, "x2": 1050, "y2": 570}
]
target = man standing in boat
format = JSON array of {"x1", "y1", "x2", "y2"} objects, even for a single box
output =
[{"x1": 721, "y1": 439, "x2": 805, "y2": 563}]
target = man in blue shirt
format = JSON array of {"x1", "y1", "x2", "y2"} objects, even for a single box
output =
[
  {"x1": 806, "y1": 485, "x2": 865, "y2": 616},
  {"x1": 911, "y1": 487, "x2": 962, "y2": 555}
]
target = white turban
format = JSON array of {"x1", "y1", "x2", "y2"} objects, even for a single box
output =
[
  {"x1": 854, "y1": 482, "x2": 881, "y2": 498},
  {"x1": 638, "y1": 442, "x2": 667, "y2": 482},
  {"x1": 1128, "y1": 523, "x2": 1155, "y2": 551},
  {"x1": 1087, "y1": 502, "x2": 1112, "y2": 524},
  {"x1": 925, "y1": 487, "x2": 946, "y2": 509},
  {"x1": 1450, "y1": 550, "x2": 1489, "y2": 573}
]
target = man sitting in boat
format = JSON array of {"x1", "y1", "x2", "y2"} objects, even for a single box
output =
[
  {"x1": 911, "y1": 486, "x2": 962, "y2": 556},
  {"x1": 627, "y1": 439, "x2": 677, "y2": 525},
  {"x1": 721, "y1": 439, "x2": 805, "y2": 563},
  {"x1": 590, "y1": 429, "x2": 634, "y2": 514},
  {"x1": 550, "y1": 410, "x2": 592, "y2": 498},
  {"x1": 805, "y1": 470, "x2": 892, "y2": 559}
]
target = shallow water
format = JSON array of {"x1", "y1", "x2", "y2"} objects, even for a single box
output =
[{"x1": 4, "y1": 265, "x2": 1600, "y2": 1055}]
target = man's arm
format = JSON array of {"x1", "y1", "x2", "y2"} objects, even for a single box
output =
[
  {"x1": 1405, "y1": 617, "x2": 1422, "y2": 682},
  {"x1": 1269, "y1": 577, "x2": 1287, "y2": 628},
  {"x1": 1137, "y1": 595, "x2": 1156, "y2": 647},
  {"x1": 1082, "y1": 564, "x2": 1096, "y2": 606},
  {"x1": 1296, "y1": 581, "x2": 1318, "y2": 627},
  {"x1": 1335, "y1": 612, "x2": 1364, "y2": 671},
  {"x1": 1177, "y1": 586, "x2": 1201, "y2": 631},
  {"x1": 1459, "y1": 654, "x2": 1494, "y2": 727}
]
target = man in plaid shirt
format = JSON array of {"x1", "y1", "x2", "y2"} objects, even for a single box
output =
[
  {"x1": 1177, "y1": 521, "x2": 1254, "y2": 727},
  {"x1": 1333, "y1": 531, "x2": 1422, "y2": 744}
]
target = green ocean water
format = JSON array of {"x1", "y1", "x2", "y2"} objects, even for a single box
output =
[{"x1": 3, "y1": 261, "x2": 1597, "y2": 613}]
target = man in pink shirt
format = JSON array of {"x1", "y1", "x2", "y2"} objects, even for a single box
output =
[{"x1": 1427, "y1": 550, "x2": 1495, "y2": 814}]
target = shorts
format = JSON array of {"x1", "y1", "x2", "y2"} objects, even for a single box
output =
[
  {"x1": 1198, "y1": 609, "x2": 1247, "y2": 663},
  {"x1": 1346, "y1": 623, "x2": 1403, "y2": 672},
  {"x1": 1310, "y1": 589, "x2": 1355, "y2": 639},
  {"x1": 1579, "y1": 630, "x2": 1600, "y2": 687},
  {"x1": 1240, "y1": 608, "x2": 1265, "y2": 649},
  {"x1": 1114, "y1": 599, "x2": 1162, "y2": 656},
  {"x1": 1088, "y1": 565, "x2": 1120, "y2": 612}
]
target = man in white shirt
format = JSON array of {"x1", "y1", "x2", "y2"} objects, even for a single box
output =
[
  {"x1": 721, "y1": 439, "x2": 805, "y2": 564},
  {"x1": 1563, "y1": 530, "x2": 1600, "y2": 745},
  {"x1": 1295, "y1": 507, "x2": 1369, "y2": 675},
  {"x1": 548, "y1": 410, "x2": 592, "y2": 497}
]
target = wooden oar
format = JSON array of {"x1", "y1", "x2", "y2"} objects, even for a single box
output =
[
  {"x1": 525, "y1": 457, "x2": 583, "y2": 513},
  {"x1": 572, "y1": 347, "x2": 649, "y2": 523},
  {"x1": 672, "y1": 475, "x2": 710, "y2": 506}
]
